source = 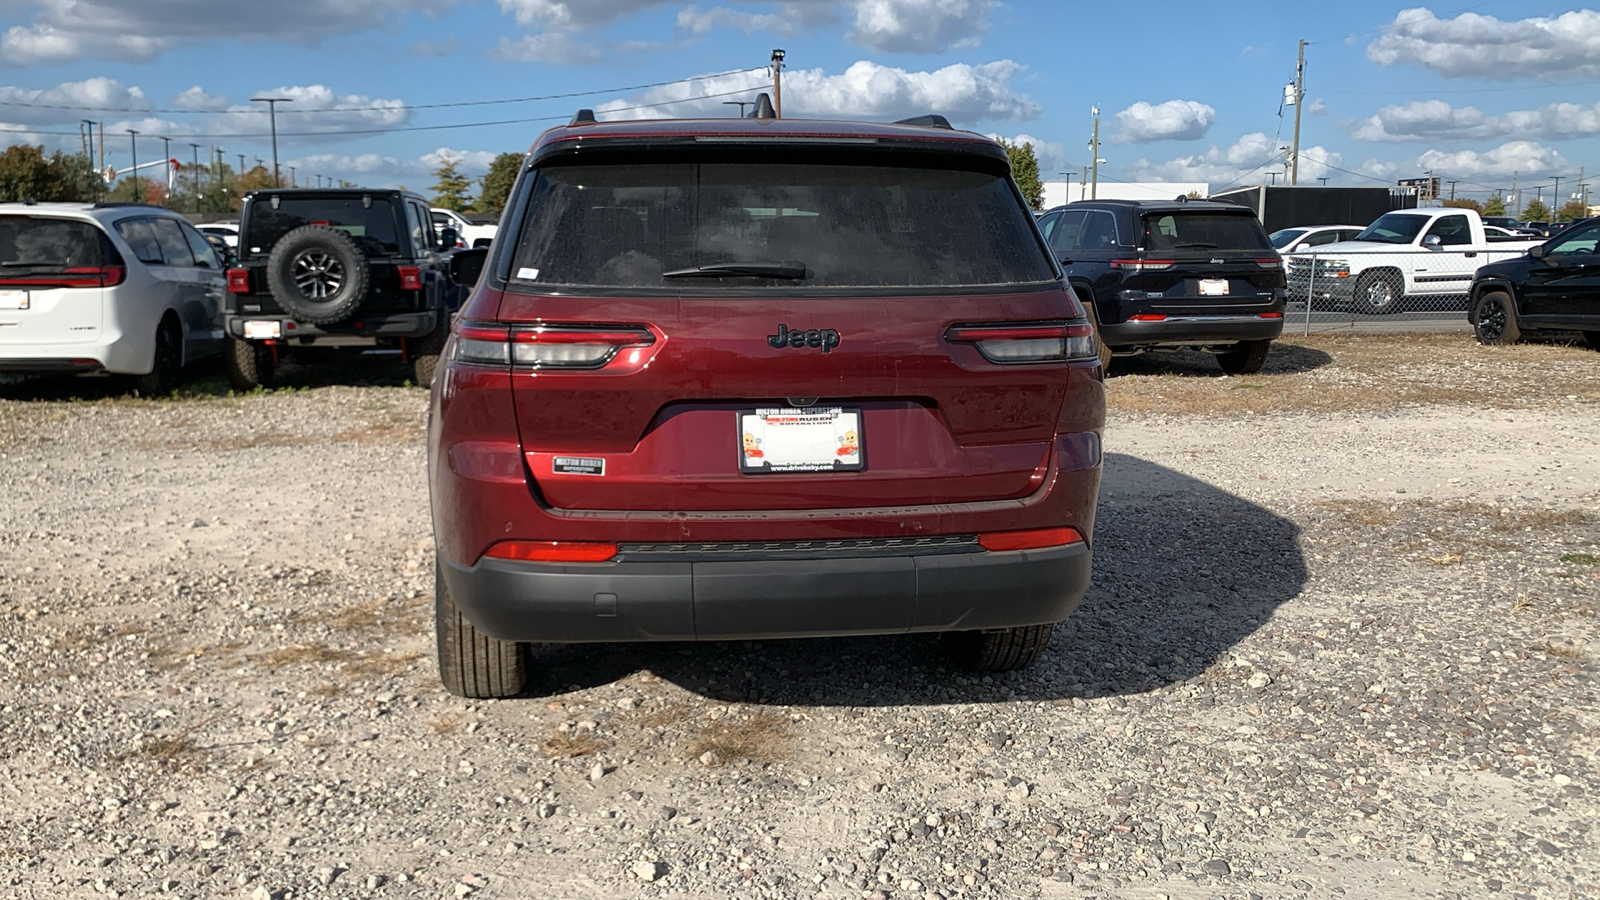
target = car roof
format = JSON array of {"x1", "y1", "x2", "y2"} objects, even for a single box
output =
[
  {"x1": 241, "y1": 188, "x2": 427, "y2": 204},
  {"x1": 528, "y1": 116, "x2": 1006, "y2": 165},
  {"x1": 0, "y1": 201, "x2": 191, "y2": 223},
  {"x1": 1054, "y1": 198, "x2": 1256, "y2": 215}
]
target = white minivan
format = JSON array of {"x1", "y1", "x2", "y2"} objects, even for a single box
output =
[{"x1": 0, "y1": 202, "x2": 228, "y2": 393}]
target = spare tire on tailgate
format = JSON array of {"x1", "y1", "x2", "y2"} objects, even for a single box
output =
[{"x1": 265, "y1": 224, "x2": 370, "y2": 324}]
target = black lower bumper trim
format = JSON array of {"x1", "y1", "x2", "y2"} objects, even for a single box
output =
[{"x1": 440, "y1": 542, "x2": 1092, "y2": 643}]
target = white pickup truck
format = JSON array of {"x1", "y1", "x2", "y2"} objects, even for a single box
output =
[
  {"x1": 429, "y1": 208, "x2": 497, "y2": 249},
  {"x1": 1284, "y1": 208, "x2": 1543, "y2": 313}
]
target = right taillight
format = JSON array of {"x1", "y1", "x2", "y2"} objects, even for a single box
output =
[
  {"x1": 227, "y1": 268, "x2": 250, "y2": 293},
  {"x1": 1109, "y1": 258, "x2": 1175, "y2": 271},
  {"x1": 449, "y1": 321, "x2": 657, "y2": 370},
  {"x1": 945, "y1": 321, "x2": 1097, "y2": 364}
]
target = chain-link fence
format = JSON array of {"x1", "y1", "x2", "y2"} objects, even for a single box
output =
[{"x1": 1282, "y1": 248, "x2": 1514, "y2": 332}]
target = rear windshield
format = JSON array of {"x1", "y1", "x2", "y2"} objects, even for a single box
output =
[
  {"x1": 507, "y1": 158, "x2": 1054, "y2": 291},
  {"x1": 1143, "y1": 212, "x2": 1273, "y2": 251},
  {"x1": 0, "y1": 216, "x2": 115, "y2": 270},
  {"x1": 243, "y1": 196, "x2": 401, "y2": 256}
]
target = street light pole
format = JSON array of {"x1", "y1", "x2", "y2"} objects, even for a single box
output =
[
  {"x1": 251, "y1": 96, "x2": 293, "y2": 188},
  {"x1": 1089, "y1": 106, "x2": 1101, "y2": 201},
  {"x1": 288, "y1": 165, "x2": 296, "y2": 188},
  {"x1": 126, "y1": 129, "x2": 139, "y2": 202},
  {"x1": 189, "y1": 143, "x2": 202, "y2": 212}
]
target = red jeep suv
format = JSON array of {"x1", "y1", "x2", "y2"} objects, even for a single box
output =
[{"x1": 428, "y1": 102, "x2": 1105, "y2": 697}]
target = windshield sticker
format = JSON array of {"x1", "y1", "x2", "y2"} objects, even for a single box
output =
[{"x1": 517, "y1": 267, "x2": 540, "y2": 280}]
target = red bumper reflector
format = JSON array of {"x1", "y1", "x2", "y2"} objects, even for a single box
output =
[
  {"x1": 978, "y1": 527, "x2": 1084, "y2": 552},
  {"x1": 483, "y1": 541, "x2": 618, "y2": 563},
  {"x1": 1260, "y1": 312, "x2": 1284, "y2": 319},
  {"x1": 1128, "y1": 314, "x2": 1167, "y2": 322}
]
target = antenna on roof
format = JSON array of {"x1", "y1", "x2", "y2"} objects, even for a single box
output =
[
  {"x1": 894, "y1": 115, "x2": 953, "y2": 130},
  {"x1": 570, "y1": 109, "x2": 597, "y2": 126},
  {"x1": 749, "y1": 93, "x2": 777, "y2": 120}
]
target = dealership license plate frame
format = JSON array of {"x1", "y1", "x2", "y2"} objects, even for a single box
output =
[
  {"x1": 737, "y1": 407, "x2": 865, "y2": 474},
  {"x1": 0, "y1": 289, "x2": 29, "y2": 310}
]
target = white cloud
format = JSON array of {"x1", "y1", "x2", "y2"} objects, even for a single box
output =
[
  {"x1": 491, "y1": 32, "x2": 608, "y2": 64},
  {"x1": 284, "y1": 147, "x2": 499, "y2": 189},
  {"x1": 0, "y1": 0, "x2": 462, "y2": 65},
  {"x1": 1350, "y1": 99, "x2": 1600, "y2": 143},
  {"x1": 170, "y1": 86, "x2": 229, "y2": 112},
  {"x1": 675, "y1": 4, "x2": 832, "y2": 36},
  {"x1": 1415, "y1": 141, "x2": 1568, "y2": 181},
  {"x1": 1307, "y1": 98, "x2": 1328, "y2": 116},
  {"x1": 987, "y1": 133, "x2": 1067, "y2": 172},
  {"x1": 1127, "y1": 132, "x2": 1341, "y2": 187},
  {"x1": 0, "y1": 78, "x2": 150, "y2": 125},
  {"x1": 848, "y1": 0, "x2": 993, "y2": 52},
  {"x1": 594, "y1": 59, "x2": 1038, "y2": 125},
  {"x1": 1112, "y1": 100, "x2": 1215, "y2": 144},
  {"x1": 1366, "y1": 7, "x2": 1600, "y2": 80},
  {"x1": 497, "y1": 0, "x2": 668, "y2": 29}
]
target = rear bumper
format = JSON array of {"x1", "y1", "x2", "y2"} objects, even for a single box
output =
[
  {"x1": 226, "y1": 310, "x2": 438, "y2": 344},
  {"x1": 440, "y1": 540, "x2": 1091, "y2": 643},
  {"x1": 1098, "y1": 314, "x2": 1284, "y2": 348}
]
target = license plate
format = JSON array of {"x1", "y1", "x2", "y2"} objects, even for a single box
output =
[
  {"x1": 243, "y1": 320, "x2": 281, "y2": 339},
  {"x1": 1199, "y1": 279, "x2": 1229, "y2": 296},
  {"x1": 0, "y1": 290, "x2": 28, "y2": 310},
  {"x1": 738, "y1": 407, "x2": 863, "y2": 474}
]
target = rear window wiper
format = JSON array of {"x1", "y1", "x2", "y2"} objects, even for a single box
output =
[
  {"x1": 663, "y1": 261, "x2": 807, "y2": 279},
  {"x1": 1171, "y1": 242, "x2": 1217, "y2": 249}
]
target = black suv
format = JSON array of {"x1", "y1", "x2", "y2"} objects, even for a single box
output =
[
  {"x1": 1468, "y1": 216, "x2": 1600, "y2": 348},
  {"x1": 1037, "y1": 199, "x2": 1286, "y2": 374},
  {"x1": 224, "y1": 188, "x2": 460, "y2": 389}
]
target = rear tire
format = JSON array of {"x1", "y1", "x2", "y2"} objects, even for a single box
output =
[
  {"x1": 1582, "y1": 331, "x2": 1599, "y2": 351},
  {"x1": 1471, "y1": 291, "x2": 1520, "y2": 345},
  {"x1": 409, "y1": 320, "x2": 449, "y2": 387},
  {"x1": 1085, "y1": 301, "x2": 1113, "y2": 373},
  {"x1": 131, "y1": 319, "x2": 182, "y2": 396},
  {"x1": 1216, "y1": 339, "x2": 1270, "y2": 375},
  {"x1": 436, "y1": 562, "x2": 528, "y2": 698},
  {"x1": 1353, "y1": 270, "x2": 1403, "y2": 315},
  {"x1": 941, "y1": 624, "x2": 1054, "y2": 672},
  {"x1": 226, "y1": 337, "x2": 277, "y2": 392}
]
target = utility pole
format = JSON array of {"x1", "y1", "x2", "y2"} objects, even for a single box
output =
[
  {"x1": 1551, "y1": 175, "x2": 1562, "y2": 217},
  {"x1": 1290, "y1": 39, "x2": 1305, "y2": 186},
  {"x1": 189, "y1": 143, "x2": 202, "y2": 212},
  {"x1": 237, "y1": 154, "x2": 247, "y2": 177},
  {"x1": 1447, "y1": 180, "x2": 1457, "y2": 201},
  {"x1": 1089, "y1": 106, "x2": 1101, "y2": 200},
  {"x1": 80, "y1": 119, "x2": 94, "y2": 161},
  {"x1": 159, "y1": 136, "x2": 172, "y2": 202},
  {"x1": 1510, "y1": 170, "x2": 1519, "y2": 217},
  {"x1": 770, "y1": 49, "x2": 785, "y2": 118},
  {"x1": 1578, "y1": 167, "x2": 1589, "y2": 212},
  {"x1": 126, "y1": 130, "x2": 139, "y2": 202},
  {"x1": 251, "y1": 96, "x2": 293, "y2": 187},
  {"x1": 288, "y1": 165, "x2": 296, "y2": 188}
]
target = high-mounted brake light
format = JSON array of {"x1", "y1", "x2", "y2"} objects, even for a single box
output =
[
  {"x1": 397, "y1": 265, "x2": 423, "y2": 291},
  {"x1": 945, "y1": 321, "x2": 1097, "y2": 364},
  {"x1": 483, "y1": 541, "x2": 618, "y2": 563},
  {"x1": 449, "y1": 321, "x2": 656, "y2": 369},
  {"x1": 978, "y1": 527, "x2": 1084, "y2": 552},
  {"x1": 0, "y1": 265, "x2": 125, "y2": 288},
  {"x1": 226, "y1": 268, "x2": 250, "y2": 293},
  {"x1": 1110, "y1": 259, "x2": 1175, "y2": 271}
]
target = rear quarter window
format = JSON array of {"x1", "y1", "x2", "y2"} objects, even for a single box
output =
[
  {"x1": 507, "y1": 155, "x2": 1056, "y2": 291},
  {"x1": 1143, "y1": 212, "x2": 1272, "y2": 252},
  {"x1": 0, "y1": 216, "x2": 114, "y2": 268}
]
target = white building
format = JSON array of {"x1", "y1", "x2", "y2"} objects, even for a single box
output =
[{"x1": 1040, "y1": 181, "x2": 1210, "y2": 209}]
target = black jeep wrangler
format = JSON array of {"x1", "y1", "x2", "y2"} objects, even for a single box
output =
[{"x1": 224, "y1": 188, "x2": 460, "y2": 389}]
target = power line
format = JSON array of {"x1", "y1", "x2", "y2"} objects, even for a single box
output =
[
  {"x1": 0, "y1": 86, "x2": 770, "y2": 140},
  {"x1": 0, "y1": 68, "x2": 764, "y2": 116}
]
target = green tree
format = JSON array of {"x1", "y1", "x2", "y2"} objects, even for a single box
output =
[
  {"x1": 1555, "y1": 199, "x2": 1588, "y2": 222},
  {"x1": 0, "y1": 144, "x2": 101, "y2": 202},
  {"x1": 430, "y1": 153, "x2": 475, "y2": 212},
  {"x1": 1441, "y1": 198, "x2": 1482, "y2": 212},
  {"x1": 1521, "y1": 197, "x2": 1549, "y2": 222},
  {"x1": 998, "y1": 139, "x2": 1043, "y2": 210},
  {"x1": 477, "y1": 152, "x2": 522, "y2": 216},
  {"x1": 1482, "y1": 193, "x2": 1507, "y2": 216}
]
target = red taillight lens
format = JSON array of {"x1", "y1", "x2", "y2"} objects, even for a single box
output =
[
  {"x1": 227, "y1": 268, "x2": 250, "y2": 293},
  {"x1": 0, "y1": 265, "x2": 124, "y2": 288},
  {"x1": 1110, "y1": 259, "x2": 1175, "y2": 271},
  {"x1": 483, "y1": 541, "x2": 618, "y2": 563},
  {"x1": 945, "y1": 321, "x2": 1096, "y2": 364},
  {"x1": 978, "y1": 527, "x2": 1084, "y2": 552},
  {"x1": 397, "y1": 265, "x2": 423, "y2": 291},
  {"x1": 450, "y1": 321, "x2": 656, "y2": 370},
  {"x1": 1255, "y1": 257, "x2": 1283, "y2": 268}
]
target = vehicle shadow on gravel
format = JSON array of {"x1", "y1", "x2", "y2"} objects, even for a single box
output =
[
  {"x1": 516, "y1": 453, "x2": 1307, "y2": 706},
  {"x1": 1111, "y1": 343, "x2": 1333, "y2": 378},
  {"x1": 0, "y1": 350, "x2": 416, "y2": 401}
]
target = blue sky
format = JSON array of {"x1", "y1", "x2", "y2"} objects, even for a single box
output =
[{"x1": 2, "y1": 1, "x2": 1596, "y2": 210}]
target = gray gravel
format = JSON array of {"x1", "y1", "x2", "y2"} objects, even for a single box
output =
[{"x1": 1, "y1": 364, "x2": 1596, "y2": 900}]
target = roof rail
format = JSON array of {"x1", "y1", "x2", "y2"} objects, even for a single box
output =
[
  {"x1": 894, "y1": 114, "x2": 953, "y2": 130},
  {"x1": 748, "y1": 93, "x2": 777, "y2": 120},
  {"x1": 570, "y1": 109, "x2": 597, "y2": 126},
  {"x1": 92, "y1": 202, "x2": 167, "y2": 210}
]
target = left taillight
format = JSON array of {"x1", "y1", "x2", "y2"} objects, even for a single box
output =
[
  {"x1": 450, "y1": 321, "x2": 657, "y2": 370},
  {"x1": 397, "y1": 265, "x2": 423, "y2": 291},
  {"x1": 226, "y1": 268, "x2": 250, "y2": 293},
  {"x1": 945, "y1": 320, "x2": 1097, "y2": 364},
  {"x1": 0, "y1": 265, "x2": 125, "y2": 288}
]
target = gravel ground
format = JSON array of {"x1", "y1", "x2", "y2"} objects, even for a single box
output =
[{"x1": 1, "y1": 339, "x2": 1597, "y2": 900}]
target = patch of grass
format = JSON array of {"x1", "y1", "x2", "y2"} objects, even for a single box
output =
[
  {"x1": 542, "y1": 730, "x2": 609, "y2": 758},
  {"x1": 684, "y1": 709, "x2": 791, "y2": 765},
  {"x1": 291, "y1": 597, "x2": 426, "y2": 637},
  {"x1": 1423, "y1": 551, "x2": 1465, "y2": 566},
  {"x1": 251, "y1": 644, "x2": 417, "y2": 678},
  {"x1": 432, "y1": 713, "x2": 464, "y2": 735},
  {"x1": 1541, "y1": 642, "x2": 1585, "y2": 661},
  {"x1": 1559, "y1": 552, "x2": 1598, "y2": 566}
]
